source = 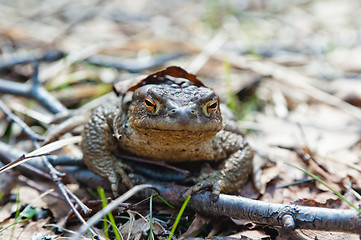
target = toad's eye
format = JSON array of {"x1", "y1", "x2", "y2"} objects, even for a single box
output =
[
  {"x1": 144, "y1": 95, "x2": 157, "y2": 113},
  {"x1": 204, "y1": 97, "x2": 218, "y2": 116}
]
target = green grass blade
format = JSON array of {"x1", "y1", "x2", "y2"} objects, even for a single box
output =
[
  {"x1": 14, "y1": 187, "x2": 20, "y2": 220},
  {"x1": 88, "y1": 230, "x2": 94, "y2": 240},
  {"x1": 98, "y1": 187, "x2": 121, "y2": 240},
  {"x1": 11, "y1": 187, "x2": 21, "y2": 239},
  {"x1": 157, "y1": 195, "x2": 174, "y2": 209},
  {"x1": 288, "y1": 163, "x2": 361, "y2": 214},
  {"x1": 0, "y1": 218, "x2": 30, "y2": 234},
  {"x1": 97, "y1": 187, "x2": 109, "y2": 239},
  {"x1": 0, "y1": 187, "x2": 34, "y2": 235},
  {"x1": 168, "y1": 196, "x2": 191, "y2": 240},
  {"x1": 149, "y1": 193, "x2": 158, "y2": 240}
]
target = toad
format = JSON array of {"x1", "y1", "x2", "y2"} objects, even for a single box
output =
[{"x1": 82, "y1": 66, "x2": 253, "y2": 199}]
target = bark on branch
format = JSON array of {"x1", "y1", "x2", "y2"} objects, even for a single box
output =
[
  {"x1": 143, "y1": 181, "x2": 361, "y2": 235},
  {"x1": 66, "y1": 167, "x2": 361, "y2": 235}
]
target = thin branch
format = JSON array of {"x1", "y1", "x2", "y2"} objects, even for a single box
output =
[
  {"x1": 0, "y1": 142, "x2": 95, "y2": 236},
  {"x1": 18, "y1": 175, "x2": 72, "y2": 202},
  {"x1": 0, "y1": 153, "x2": 50, "y2": 174},
  {"x1": 0, "y1": 102, "x2": 96, "y2": 237},
  {"x1": 0, "y1": 143, "x2": 53, "y2": 180},
  {"x1": 43, "y1": 114, "x2": 89, "y2": 145},
  {"x1": 55, "y1": 173, "x2": 98, "y2": 238},
  {"x1": 48, "y1": 156, "x2": 84, "y2": 166},
  {"x1": 31, "y1": 140, "x2": 91, "y2": 216},
  {"x1": 0, "y1": 136, "x2": 82, "y2": 173},
  {"x1": 0, "y1": 99, "x2": 44, "y2": 141},
  {"x1": 31, "y1": 140, "x2": 95, "y2": 236},
  {"x1": 0, "y1": 144, "x2": 87, "y2": 206}
]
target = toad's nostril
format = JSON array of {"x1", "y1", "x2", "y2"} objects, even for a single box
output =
[
  {"x1": 168, "y1": 109, "x2": 177, "y2": 116},
  {"x1": 168, "y1": 108, "x2": 197, "y2": 119}
]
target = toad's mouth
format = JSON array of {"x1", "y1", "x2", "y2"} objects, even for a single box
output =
[
  {"x1": 130, "y1": 122, "x2": 222, "y2": 133},
  {"x1": 128, "y1": 117, "x2": 222, "y2": 133},
  {"x1": 137, "y1": 124, "x2": 222, "y2": 131}
]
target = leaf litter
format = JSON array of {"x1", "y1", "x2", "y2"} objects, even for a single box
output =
[{"x1": 0, "y1": 0, "x2": 361, "y2": 239}]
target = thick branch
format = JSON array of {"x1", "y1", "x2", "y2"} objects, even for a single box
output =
[
  {"x1": 67, "y1": 167, "x2": 361, "y2": 234},
  {"x1": 144, "y1": 181, "x2": 361, "y2": 234},
  {"x1": 0, "y1": 49, "x2": 64, "y2": 70},
  {"x1": 0, "y1": 78, "x2": 67, "y2": 114}
]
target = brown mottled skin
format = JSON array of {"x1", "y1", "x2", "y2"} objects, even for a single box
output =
[{"x1": 82, "y1": 66, "x2": 253, "y2": 199}]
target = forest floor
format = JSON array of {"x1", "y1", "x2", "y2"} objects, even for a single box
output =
[{"x1": 0, "y1": 0, "x2": 361, "y2": 239}]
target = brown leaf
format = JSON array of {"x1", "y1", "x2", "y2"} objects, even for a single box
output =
[
  {"x1": 292, "y1": 198, "x2": 342, "y2": 208},
  {"x1": 116, "y1": 66, "x2": 206, "y2": 96}
]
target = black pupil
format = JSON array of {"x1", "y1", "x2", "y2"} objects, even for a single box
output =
[
  {"x1": 208, "y1": 102, "x2": 217, "y2": 109},
  {"x1": 145, "y1": 99, "x2": 154, "y2": 107}
]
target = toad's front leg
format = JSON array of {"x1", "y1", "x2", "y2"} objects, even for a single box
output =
[
  {"x1": 183, "y1": 137, "x2": 253, "y2": 201},
  {"x1": 82, "y1": 105, "x2": 133, "y2": 196}
]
